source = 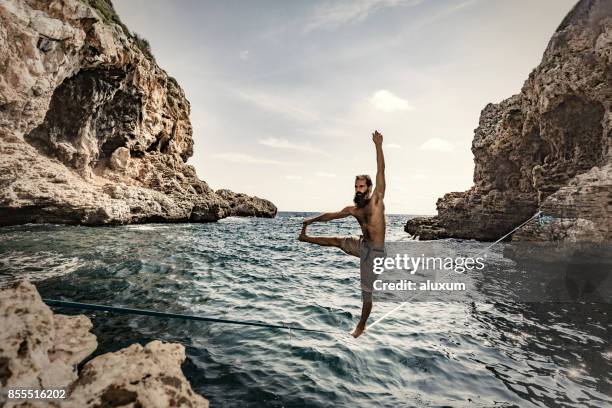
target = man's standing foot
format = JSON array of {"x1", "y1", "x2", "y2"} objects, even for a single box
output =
[
  {"x1": 351, "y1": 300, "x2": 372, "y2": 338},
  {"x1": 351, "y1": 323, "x2": 366, "y2": 338}
]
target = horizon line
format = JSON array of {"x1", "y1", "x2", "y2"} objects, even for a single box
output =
[{"x1": 276, "y1": 210, "x2": 435, "y2": 217}]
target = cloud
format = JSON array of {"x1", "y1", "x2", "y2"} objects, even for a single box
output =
[
  {"x1": 233, "y1": 89, "x2": 319, "y2": 122},
  {"x1": 258, "y1": 0, "x2": 483, "y2": 78},
  {"x1": 386, "y1": 143, "x2": 402, "y2": 149},
  {"x1": 212, "y1": 152, "x2": 285, "y2": 165},
  {"x1": 239, "y1": 50, "x2": 250, "y2": 60},
  {"x1": 409, "y1": 173, "x2": 427, "y2": 180},
  {"x1": 284, "y1": 175, "x2": 303, "y2": 180},
  {"x1": 419, "y1": 137, "x2": 454, "y2": 152},
  {"x1": 370, "y1": 89, "x2": 413, "y2": 112},
  {"x1": 315, "y1": 171, "x2": 337, "y2": 178},
  {"x1": 258, "y1": 137, "x2": 325, "y2": 154},
  {"x1": 304, "y1": 0, "x2": 420, "y2": 32}
]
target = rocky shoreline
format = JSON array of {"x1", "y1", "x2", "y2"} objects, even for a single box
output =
[
  {"x1": 0, "y1": 1, "x2": 273, "y2": 404},
  {"x1": 405, "y1": 0, "x2": 611, "y2": 242},
  {"x1": 0, "y1": 280, "x2": 209, "y2": 407},
  {"x1": 0, "y1": 0, "x2": 276, "y2": 227}
]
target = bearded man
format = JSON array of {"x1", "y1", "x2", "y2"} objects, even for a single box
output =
[{"x1": 298, "y1": 130, "x2": 386, "y2": 338}]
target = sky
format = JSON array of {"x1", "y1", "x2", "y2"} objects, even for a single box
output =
[{"x1": 113, "y1": 0, "x2": 577, "y2": 215}]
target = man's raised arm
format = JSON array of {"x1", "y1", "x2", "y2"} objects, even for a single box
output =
[
  {"x1": 304, "y1": 206, "x2": 352, "y2": 225},
  {"x1": 372, "y1": 130, "x2": 385, "y2": 199}
]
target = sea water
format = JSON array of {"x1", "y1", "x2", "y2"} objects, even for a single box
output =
[{"x1": 0, "y1": 213, "x2": 610, "y2": 407}]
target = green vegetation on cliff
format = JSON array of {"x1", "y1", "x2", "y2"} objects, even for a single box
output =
[{"x1": 80, "y1": 0, "x2": 155, "y2": 61}]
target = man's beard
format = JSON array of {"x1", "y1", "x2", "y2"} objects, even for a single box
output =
[{"x1": 353, "y1": 191, "x2": 370, "y2": 208}]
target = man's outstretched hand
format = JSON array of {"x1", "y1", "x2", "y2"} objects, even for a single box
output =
[{"x1": 372, "y1": 130, "x2": 383, "y2": 145}]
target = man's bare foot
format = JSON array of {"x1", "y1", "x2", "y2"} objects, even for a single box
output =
[
  {"x1": 298, "y1": 222, "x2": 308, "y2": 241},
  {"x1": 351, "y1": 324, "x2": 366, "y2": 338}
]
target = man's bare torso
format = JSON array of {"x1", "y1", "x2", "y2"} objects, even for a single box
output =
[{"x1": 349, "y1": 196, "x2": 385, "y2": 246}]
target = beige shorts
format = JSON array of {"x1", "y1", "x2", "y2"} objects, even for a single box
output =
[{"x1": 339, "y1": 236, "x2": 386, "y2": 302}]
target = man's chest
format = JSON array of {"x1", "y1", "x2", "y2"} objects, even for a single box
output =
[{"x1": 353, "y1": 208, "x2": 381, "y2": 227}]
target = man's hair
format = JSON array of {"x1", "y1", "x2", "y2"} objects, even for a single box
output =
[{"x1": 355, "y1": 174, "x2": 372, "y2": 187}]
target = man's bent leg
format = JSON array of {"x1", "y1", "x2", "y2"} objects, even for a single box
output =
[
  {"x1": 299, "y1": 223, "x2": 358, "y2": 254},
  {"x1": 301, "y1": 235, "x2": 344, "y2": 247},
  {"x1": 299, "y1": 227, "x2": 343, "y2": 248}
]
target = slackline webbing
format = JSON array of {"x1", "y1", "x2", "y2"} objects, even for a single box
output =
[{"x1": 43, "y1": 299, "x2": 342, "y2": 335}]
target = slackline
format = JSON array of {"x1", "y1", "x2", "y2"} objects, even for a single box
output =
[{"x1": 43, "y1": 299, "x2": 342, "y2": 335}]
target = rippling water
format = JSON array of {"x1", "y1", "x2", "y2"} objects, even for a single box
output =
[{"x1": 0, "y1": 213, "x2": 610, "y2": 407}]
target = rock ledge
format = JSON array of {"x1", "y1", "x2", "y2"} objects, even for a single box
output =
[{"x1": 0, "y1": 280, "x2": 208, "y2": 407}]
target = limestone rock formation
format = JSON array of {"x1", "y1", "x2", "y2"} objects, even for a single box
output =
[
  {"x1": 0, "y1": 280, "x2": 97, "y2": 393},
  {"x1": 513, "y1": 164, "x2": 611, "y2": 241},
  {"x1": 65, "y1": 341, "x2": 208, "y2": 408},
  {"x1": 216, "y1": 189, "x2": 278, "y2": 218},
  {"x1": 0, "y1": 0, "x2": 276, "y2": 226},
  {"x1": 405, "y1": 0, "x2": 611, "y2": 242},
  {"x1": 0, "y1": 280, "x2": 208, "y2": 408}
]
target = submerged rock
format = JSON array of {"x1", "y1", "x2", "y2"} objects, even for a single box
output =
[
  {"x1": 0, "y1": 0, "x2": 276, "y2": 226},
  {"x1": 0, "y1": 280, "x2": 208, "y2": 407},
  {"x1": 405, "y1": 0, "x2": 612, "y2": 242}
]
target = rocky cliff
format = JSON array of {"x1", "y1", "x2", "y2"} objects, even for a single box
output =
[
  {"x1": 0, "y1": 0, "x2": 276, "y2": 226},
  {"x1": 0, "y1": 280, "x2": 208, "y2": 407},
  {"x1": 405, "y1": 0, "x2": 611, "y2": 242}
]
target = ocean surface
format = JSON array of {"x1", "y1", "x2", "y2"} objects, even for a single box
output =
[{"x1": 0, "y1": 212, "x2": 610, "y2": 407}]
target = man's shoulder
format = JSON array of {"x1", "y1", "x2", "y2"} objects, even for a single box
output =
[
  {"x1": 343, "y1": 205, "x2": 357, "y2": 212},
  {"x1": 344, "y1": 205, "x2": 362, "y2": 217}
]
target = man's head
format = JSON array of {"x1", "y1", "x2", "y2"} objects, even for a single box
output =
[{"x1": 354, "y1": 175, "x2": 372, "y2": 208}]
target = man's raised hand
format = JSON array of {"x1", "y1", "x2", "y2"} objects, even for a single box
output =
[{"x1": 372, "y1": 130, "x2": 383, "y2": 145}]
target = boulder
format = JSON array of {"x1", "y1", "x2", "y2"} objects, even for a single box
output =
[{"x1": 216, "y1": 189, "x2": 278, "y2": 218}]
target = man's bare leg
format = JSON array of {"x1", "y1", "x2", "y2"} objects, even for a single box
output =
[
  {"x1": 298, "y1": 222, "x2": 343, "y2": 248},
  {"x1": 351, "y1": 300, "x2": 372, "y2": 338},
  {"x1": 299, "y1": 223, "x2": 372, "y2": 337}
]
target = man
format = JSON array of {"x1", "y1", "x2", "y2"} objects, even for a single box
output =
[{"x1": 298, "y1": 130, "x2": 386, "y2": 338}]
